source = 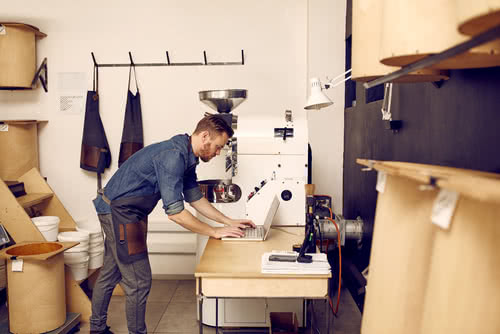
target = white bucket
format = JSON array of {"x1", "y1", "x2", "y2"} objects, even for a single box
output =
[
  {"x1": 64, "y1": 253, "x2": 89, "y2": 281},
  {"x1": 64, "y1": 251, "x2": 89, "y2": 263},
  {"x1": 31, "y1": 216, "x2": 60, "y2": 241},
  {"x1": 89, "y1": 244, "x2": 104, "y2": 254},
  {"x1": 88, "y1": 251, "x2": 104, "y2": 269},
  {"x1": 77, "y1": 227, "x2": 104, "y2": 243},
  {"x1": 58, "y1": 231, "x2": 90, "y2": 253}
]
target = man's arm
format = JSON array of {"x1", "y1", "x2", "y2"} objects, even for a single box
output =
[
  {"x1": 168, "y1": 208, "x2": 245, "y2": 239},
  {"x1": 189, "y1": 197, "x2": 255, "y2": 228}
]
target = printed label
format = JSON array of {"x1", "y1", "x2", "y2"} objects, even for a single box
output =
[
  {"x1": 376, "y1": 171, "x2": 387, "y2": 193},
  {"x1": 12, "y1": 259, "x2": 23, "y2": 272},
  {"x1": 431, "y1": 189, "x2": 459, "y2": 229}
]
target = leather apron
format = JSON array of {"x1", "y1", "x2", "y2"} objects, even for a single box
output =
[
  {"x1": 118, "y1": 64, "x2": 143, "y2": 167},
  {"x1": 80, "y1": 65, "x2": 111, "y2": 180},
  {"x1": 110, "y1": 193, "x2": 161, "y2": 264}
]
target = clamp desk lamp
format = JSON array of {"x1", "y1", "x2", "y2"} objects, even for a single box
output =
[{"x1": 297, "y1": 195, "x2": 317, "y2": 263}]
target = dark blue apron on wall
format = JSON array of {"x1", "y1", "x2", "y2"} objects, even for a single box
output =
[
  {"x1": 118, "y1": 64, "x2": 143, "y2": 167},
  {"x1": 80, "y1": 64, "x2": 111, "y2": 190}
]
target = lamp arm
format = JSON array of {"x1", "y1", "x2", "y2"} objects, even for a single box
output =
[{"x1": 324, "y1": 68, "x2": 352, "y2": 89}]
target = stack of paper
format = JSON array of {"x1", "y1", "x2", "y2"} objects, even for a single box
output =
[{"x1": 261, "y1": 251, "x2": 331, "y2": 274}]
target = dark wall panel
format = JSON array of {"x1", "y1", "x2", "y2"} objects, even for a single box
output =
[{"x1": 343, "y1": 67, "x2": 500, "y2": 269}]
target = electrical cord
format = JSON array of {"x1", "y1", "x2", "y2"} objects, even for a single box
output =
[{"x1": 326, "y1": 207, "x2": 341, "y2": 316}]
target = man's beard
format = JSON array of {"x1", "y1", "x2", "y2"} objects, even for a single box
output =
[{"x1": 199, "y1": 143, "x2": 213, "y2": 162}]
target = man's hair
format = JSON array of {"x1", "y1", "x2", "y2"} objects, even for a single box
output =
[{"x1": 193, "y1": 115, "x2": 234, "y2": 138}]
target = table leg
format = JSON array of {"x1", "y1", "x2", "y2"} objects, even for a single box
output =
[
  {"x1": 325, "y1": 299, "x2": 330, "y2": 334},
  {"x1": 215, "y1": 297, "x2": 219, "y2": 334},
  {"x1": 199, "y1": 295, "x2": 204, "y2": 334},
  {"x1": 302, "y1": 299, "x2": 306, "y2": 329}
]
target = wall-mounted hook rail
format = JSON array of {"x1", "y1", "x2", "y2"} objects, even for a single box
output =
[
  {"x1": 128, "y1": 52, "x2": 134, "y2": 66},
  {"x1": 91, "y1": 52, "x2": 98, "y2": 67},
  {"x1": 90, "y1": 50, "x2": 245, "y2": 68}
]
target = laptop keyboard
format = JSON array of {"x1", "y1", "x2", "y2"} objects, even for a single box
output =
[{"x1": 243, "y1": 226, "x2": 264, "y2": 239}]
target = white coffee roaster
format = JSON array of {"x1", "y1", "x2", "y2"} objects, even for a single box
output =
[{"x1": 195, "y1": 89, "x2": 307, "y2": 327}]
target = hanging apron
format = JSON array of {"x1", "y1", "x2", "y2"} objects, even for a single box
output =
[
  {"x1": 118, "y1": 64, "x2": 143, "y2": 167},
  {"x1": 80, "y1": 64, "x2": 111, "y2": 190}
]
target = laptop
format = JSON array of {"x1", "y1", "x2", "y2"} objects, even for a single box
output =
[{"x1": 222, "y1": 195, "x2": 280, "y2": 241}]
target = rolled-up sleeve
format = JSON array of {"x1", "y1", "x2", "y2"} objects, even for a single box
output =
[{"x1": 153, "y1": 150, "x2": 186, "y2": 216}]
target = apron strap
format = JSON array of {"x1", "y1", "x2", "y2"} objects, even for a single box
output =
[
  {"x1": 93, "y1": 63, "x2": 102, "y2": 193},
  {"x1": 128, "y1": 64, "x2": 139, "y2": 93}
]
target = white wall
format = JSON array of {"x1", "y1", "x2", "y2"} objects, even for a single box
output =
[
  {"x1": 307, "y1": 0, "x2": 346, "y2": 214},
  {"x1": 1, "y1": 0, "x2": 345, "y2": 242},
  {"x1": 1, "y1": 0, "x2": 309, "y2": 222}
]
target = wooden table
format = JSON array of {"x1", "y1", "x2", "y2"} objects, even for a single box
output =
[{"x1": 195, "y1": 227, "x2": 331, "y2": 334}]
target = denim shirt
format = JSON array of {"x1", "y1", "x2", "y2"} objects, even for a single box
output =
[{"x1": 93, "y1": 134, "x2": 202, "y2": 215}]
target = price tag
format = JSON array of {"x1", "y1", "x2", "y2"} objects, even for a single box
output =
[
  {"x1": 376, "y1": 171, "x2": 387, "y2": 193},
  {"x1": 431, "y1": 189, "x2": 459, "y2": 229},
  {"x1": 12, "y1": 259, "x2": 23, "y2": 272}
]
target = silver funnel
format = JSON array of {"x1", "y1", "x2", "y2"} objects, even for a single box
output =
[{"x1": 199, "y1": 89, "x2": 247, "y2": 113}]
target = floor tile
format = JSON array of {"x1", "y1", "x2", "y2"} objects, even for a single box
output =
[
  {"x1": 149, "y1": 279, "x2": 179, "y2": 302},
  {"x1": 155, "y1": 326, "x2": 217, "y2": 334},
  {"x1": 171, "y1": 279, "x2": 196, "y2": 303},
  {"x1": 107, "y1": 299, "x2": 128, "y2": 332},
  {"x1": 155, "y1": 301, "x2": 198, "y2": 333},
  {"x1": 146, "y1": 302, "x2": 169, "y2": 332}
]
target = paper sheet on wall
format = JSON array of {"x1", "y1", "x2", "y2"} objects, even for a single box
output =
[{"x1": 57, "y1": 72, "x2": 86, "y2": 114}]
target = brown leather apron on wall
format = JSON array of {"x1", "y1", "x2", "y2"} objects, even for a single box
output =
[
  {"x1": 80, "y1": 64, "x2": 111, "y2": 190},
  {"x1": 118, "y1": 64, "x2": 143, "y2": 167}
]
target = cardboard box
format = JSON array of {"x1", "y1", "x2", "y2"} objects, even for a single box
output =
[
  {"x1": 357, "y1": 159, "x2": 500, "y2": 334},
  {"x1": 0, "y1": 23, "x2": 46, "y2": 88},
  {"x1": 269, "y1": 312, "x2": 299, "y2": 334},
  {"x1": 0, "y1": 120, "x2": 45, "y2": 180},
  {"x1": 0, "y1": 241, "x2": 77, "y2": 333}
]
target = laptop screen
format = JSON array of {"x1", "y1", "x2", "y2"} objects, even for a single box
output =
[{"x1": 262, "y1": 195, "x2": 280, "y2": 240}]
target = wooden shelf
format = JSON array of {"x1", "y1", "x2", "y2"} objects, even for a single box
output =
[{"x1": 16, "y1": 192, "x2": 53, "y2": 208}]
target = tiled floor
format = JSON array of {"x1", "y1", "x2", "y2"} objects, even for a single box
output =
[{"x1": 76, "y1": 279, "x2": 361, "y2": 334}]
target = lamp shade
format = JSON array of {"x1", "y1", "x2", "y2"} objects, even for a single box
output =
[{"x1": 304, "y1": 78, "x2": 333, "y2": 110}]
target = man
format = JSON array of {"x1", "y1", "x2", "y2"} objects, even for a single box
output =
[{"x1": 90, "y1": 115, "x2": 255, "y2": 334}]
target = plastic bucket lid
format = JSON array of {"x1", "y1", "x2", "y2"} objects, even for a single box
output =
[{"x1": 57, "y1": 231, "x2": 90, "y2": 242}]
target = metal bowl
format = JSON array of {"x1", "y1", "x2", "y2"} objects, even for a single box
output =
[{"x1": 199, "y1": 89, "x2": 247, "y2": 113}]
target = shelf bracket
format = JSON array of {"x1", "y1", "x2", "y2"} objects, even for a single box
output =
[{"x1": 31, "y1": 57, "x2": 48, "y2": 92}]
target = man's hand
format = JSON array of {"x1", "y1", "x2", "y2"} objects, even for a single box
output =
[
  {"x1": 212, "y1": 226, "x2": 245, "y2": 239},
  {"x1": 227, "y1": 218, "x2": 256, "y2": 229}
]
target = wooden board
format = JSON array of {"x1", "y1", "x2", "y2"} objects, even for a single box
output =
[
  {"x1": 357, "y1": 159, "x2": 500, "y2": 204},
  {"x1": 196, "y1": 228, "x2": 330, "y2": 299},
  {"x1": 352, "y1": 0, "x2": 448, "y2": 82},
  {"x1": 0, "y1": 121, "x2": 39, "y2": 180},
  {"x1": 18, "y1": 168, "x2": 77, "y2": 231},
  {"x1": 380, "y1": 0, "x2": 500, "y2": 69},
  {"x1": 17, "y1": 192, "x2": 53, "y2": 208},
  {"x1": 195, "y1": 227, "x2": 325, "y2": 278},
  {"x1": 458, "y1": 1, "x2": 500, "y2": 35},
  {"x1": 0, "y1": 178, "x2": 45, "y2": 242},
  {"x1": 357, "y1": 159, "x2": 500, "y2": 333},
  {"x1": 201, "y1": 277, "x2": 329, "y2": 298}
]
